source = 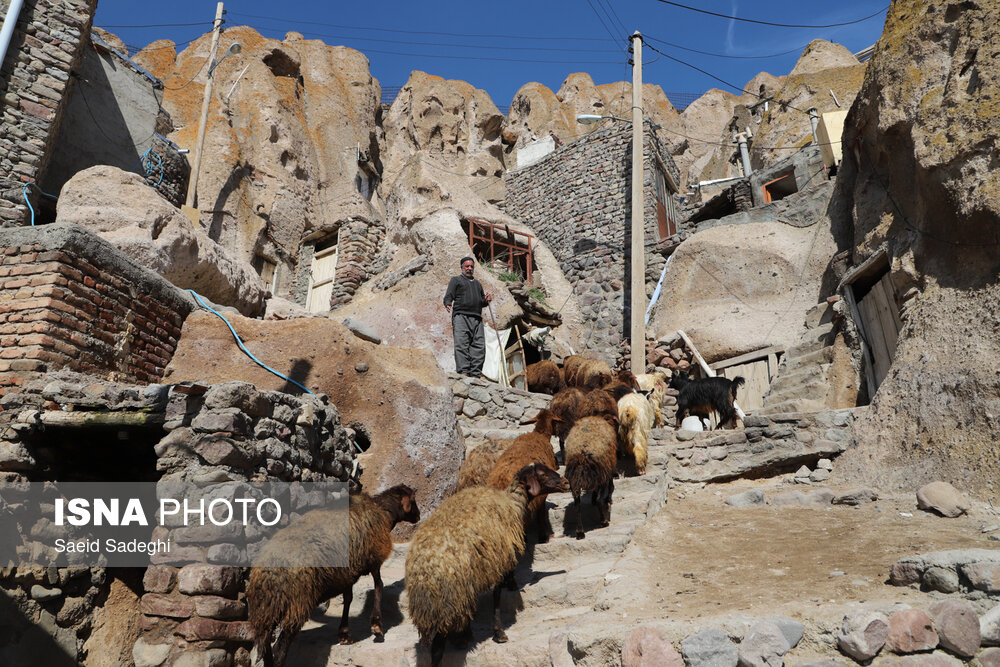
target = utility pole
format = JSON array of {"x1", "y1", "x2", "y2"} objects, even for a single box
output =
[
  {"x1": 183, "y1": 2, "x2": 225, "y2": 221},
  {"x1": 629, "y1": 31, "x2": 644, "y2": 373}
]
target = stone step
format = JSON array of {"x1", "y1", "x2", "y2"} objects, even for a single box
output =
[
  {"x1": 804, "y1": 300, "x2": 835, "y2": 329},
  {"x1": 461, "y1": 426, "x2": 534, "y2": 444},
  {"x1": 785, "y1": 322, "x2": 837, "y2": 358},
  {"x1": 779, "y1": 345, "x2": 834, "y2": 374},
  {"x1": 767, "y1": 363, "x2": 830, "y2": 392},
  {"x1": 764, "y1": 374, "x2": 830, "y2": 407},
  {"x1": 758, "y1": 397, "x2": 829, "y2": 415}
]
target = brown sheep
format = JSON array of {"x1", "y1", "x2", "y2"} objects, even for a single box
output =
[
  {"x1": 563, "y1": 355, "x2": 613, "y2": 391},
  {"x1": 248, "y1": 486, "x2": 420, "y2": 667},
  {"x1": 578, "y1": 388, "x2": 619, "y2": 422},
  {"x1": 406, "y1": 463, "x2": 568, "y2": 666},
  {"x1": 549, "y1": 386, "x2": 586, "y2": 456},
  {"x1": 565, "y1": 415, "x2": 618, "y2": 540},
  {"x1": 456, "y1": 438, "x2": 511, "y2": 491},
  {"x1": 486, "y1": 409, "x2": 562, "y2": 542},
  {"x1": 603, "y1": 381, "x2": 637, "y2": 402},
  {"x1": 525, "y1": 360, "x2": 564, "y2": 395},
  {"x1": 618, "y1": 392, "x2": 652, "y2": 475},
  {"x1": 613, "y1": 369, "x2": 641, "y2": 390}
]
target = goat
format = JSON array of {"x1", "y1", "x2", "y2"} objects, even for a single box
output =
[
  {"x1": 456, "y1": 439, "x2": 510, "y2": 491},
  {"x1": 486, "y1": 409, "x2": 563, "y2": 542},
  {"x1": 669, "y1": 372, "x2": 745, "y2": 429},
  {"x1": 525, "y1": 360, "x2": 564, "y2": 395},
  {"x1": 248, "y1": 485, "x2": 420, "y2": 667},
  {"x1": 564, "y1": 414, "x2": 618, "y2": 540},
  {"x1": 406, "y1": 463, "x2": 568, "y2": 666},
  {"x1": 635, "y1": 372, "x2": 668, "y2": 428},
  {"x1": 617, "y1": 392, "x2": 652, "y2": 475}
]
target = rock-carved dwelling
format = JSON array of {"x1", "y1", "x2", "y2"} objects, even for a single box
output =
[{"x1": 502, "y1": 119, "x2": 684, "y2": 365}]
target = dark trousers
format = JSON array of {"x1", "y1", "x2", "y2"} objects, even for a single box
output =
[{"x1": 452, "y1": 313, "x2": 485, "y2": 375}]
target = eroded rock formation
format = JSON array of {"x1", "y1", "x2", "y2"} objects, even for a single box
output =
[{"x1": 832, "y1": 0, "x2": 1000, "y2": 496}]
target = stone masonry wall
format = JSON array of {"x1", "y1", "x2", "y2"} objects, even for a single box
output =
[
  {"x1": 503, "y1": 120, "x2": 681, "y2": 364},
  {"x1": 0, "y1": 373, "x2": 355, "y2": 665},
  {"x1": 0, "y1": 224, "x2": 192, "y2": 404},
  {"x1": 0, "y1": 0, "x2": 97, "y2": 226},
  {"x1": 329, "y1": 215, "x2": 386, "y2": 308},
  {"x1": 449, "y1": 373, "x2": 552, "y2": 443}
]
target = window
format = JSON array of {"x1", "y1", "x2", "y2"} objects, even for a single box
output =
[
  {"x1": 252, "y1": 255, "x2": 278, "y2": 292},
  {"x1": 306, "y1": 236, "x2": 339, "y2": 314},
  {"x1": 464, "y1": 218, "x2": 534, "y2": 282},
  {"x1": 762, "y1": 171, "x2": 798, "y2": 203},
  {"x1": 654, "y1": 160, "x2": 678, "y2": 240}
]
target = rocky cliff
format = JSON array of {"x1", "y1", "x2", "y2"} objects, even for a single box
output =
[{"x1": 832, "y1": 0, "x2": 1000, "y2": 496}]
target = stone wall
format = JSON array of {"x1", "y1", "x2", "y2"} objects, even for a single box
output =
[
  {"x1": 664, "y1": 408, "x2": 857, "y2": 483},
  {"x1": 0, "y1": 0, "x2": 97, "y2": 226},
  {"x1": 449, "y1": 373, "x2": 552, "y2": 442},
  {"x1": 0, "y1": 373, "x2": 355, "y2": 665},
  {"x1": 502, "y1": 120, "x2": 682, "y2": 364},
  {"x1": 0, "y1": 224, "x2": 192, "y2": 402},
  {"x1": 292, "y1": 215, "x2": 386, "y2": 310}
]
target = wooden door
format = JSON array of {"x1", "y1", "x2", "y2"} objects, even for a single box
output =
[
  {"x1": 856, "y1": 272, "x2": 900, "y2": 388},
  {"x1": 306, "y1": 243, "x2": 338, "y2": 314},
  {"x1": 506, "y1": 328, "x2": 527, "y2": 390},
  {"x1": 719, "y1": 359, "x2": 771, "y2": 412}
]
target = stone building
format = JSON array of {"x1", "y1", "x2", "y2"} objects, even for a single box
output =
[
  {"x1": 502, "y1": 119, "x2": 683, "y2": 364},
  {"x1": 0, "y1": 1, "x2": 186, "y2": 226}
]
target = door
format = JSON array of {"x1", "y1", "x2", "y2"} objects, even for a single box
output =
[{"x1": 306, "y1": 242, "x2": 338, "y2": 314}]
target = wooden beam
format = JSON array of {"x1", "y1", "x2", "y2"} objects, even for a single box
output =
[
  {"x1": 710, "y1": 345, "x2": 785, "y2": 371},
  {"x1": 40, "y1": 411, "x2": 165, "y2": 429},
  {"x1": 677, "y1": 329, "x2": 714, "y2": 377}
]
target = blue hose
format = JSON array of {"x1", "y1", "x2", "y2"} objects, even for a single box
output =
[
  {"x1": 186, "y1": 289, "x2": 314, "y2": 395},
  {"x1": 22, "y1": 182, "x2": 58, "y2": 226}
]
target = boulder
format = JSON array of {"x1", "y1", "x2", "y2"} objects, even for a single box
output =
[
  {"x1": 838, "y1": 610, "x2": 890, "y2": 661},
  {"x1": 681, "y1": 627, "x2": 739, "y2": 667},
  {"x1": 55, "y1": 166, "x2": 266, "y2": 316},
  {"x1": 929, "y1": 599, "x2": 981, "y2": 658},
  {"x1": 162, "y1": 311, "x2": 464, "y2": 534},
  {"x1": 982, "y1": 604, "x2": 1000, "y2": 646},
  {"x1": 648, "y1": 219, "x2": 836, "y2": 361},
  {"x1": 886, "y1": 609, "x2": 939, "y2": 654},
  {"x1": 724, "y1": 489, "x2": 766, "y2": 507},
  {"x1": 622, "y1": 626, "x2": 683, "y2": 667},
  {"x1": 738, "y1": 621, "x2": 790, "y2": 667},
  {"x1": 916, "y1": 481, "x2": 970, "y2": 518}
]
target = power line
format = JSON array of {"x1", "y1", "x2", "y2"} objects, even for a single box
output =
[
  {"x1": 98, "y1": 21, "x2": 213, "y2": 29},
  {"x1": 244, "y1": 24, "x2": 621, "y2": 53},
  {"x1": 341, "y1": 44, "x2": 619, "y2": 65},
  {"x1": 652, "y1": 1, "x2": 889, "y2": 29},
  {"x1": 585, "y1": 0, "x2": 626, "y2": 50},
  {"x1": 598, "y1": 0, "x2": 630, "y2": 37},
  {"x1": 644, "y1": 34, "x2": 808, "y2": 60},
  {"x1": 162, "y1": 57, "x2": 209, "y2": 90},
  {"x1": 227, "y1": 11, "x2": 609, "y2": 41}
]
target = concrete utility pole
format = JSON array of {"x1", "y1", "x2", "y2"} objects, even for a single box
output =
[
  {"x1": 629, "y1": 31, "x2": 644, "y2": 373},
  {"x1": 184, "y1": 2, "x2": 225, "y2": 218}
]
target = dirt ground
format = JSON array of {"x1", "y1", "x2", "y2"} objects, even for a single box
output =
[{"x1": 621, "y1": 477, "x2": 997, "y2": 627}]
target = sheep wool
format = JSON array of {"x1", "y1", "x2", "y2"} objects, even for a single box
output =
[
  {"x1": 406, "y1": 484, "x2": 527, "y2": 639},
  {"x1": 565, "y1": 416, "x2": 618, "y2": 494},
  {"x1": 618, "y1": 392, "x2": 652, "y2": 474},
  {"x1": 456, "y1": 438, "x2": 510, "y2": 491}
]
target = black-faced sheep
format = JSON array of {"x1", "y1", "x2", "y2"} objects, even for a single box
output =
[
  {"x1": 550, "y1": 386, "x2": 586, "y2": 456},
  {"x1": 486, "y1": 409, "x2": 563, "y2": 542},
  {"x1": 617, "y1": 392, "x2": 652, "y2": 475},
  {"x1": 405, "y1": 463, "x2": 568, "y2": 666},
  {"x1": 563, "y1": 355, "x2": 613, "y2": 391},
  {"x1": 248, "y1": 486, "x2": 420, "y2": 667},
  {"x1": 564, "y1": 414, "x2": 618, "y2": 540},
  {"x1": 525, "y1": 360, "x2": 564, "y2": 395},
  {"x1": 669, "y1": 372, "x2": 745, "y2": 429},
  {"x1": 456, "y1": 438, "x2": 510, "y2": 491}
]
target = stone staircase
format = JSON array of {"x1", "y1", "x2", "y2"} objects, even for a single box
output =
[
  {"x1": 758, "y1": 300, "x2": 841, "y2": 415},
  {"x1": 286, "y1": 432, "x2": 676, "y2": 666}
]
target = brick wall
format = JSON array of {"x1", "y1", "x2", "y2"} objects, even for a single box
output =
[
  {"x1": 0, "y1": 0, "x2": 97, "y2": 226},
  {"x1": 0, "y1": 224, "x2": 193, "y2": 403},
  {"x1": 502, "y1": 120, "x2": 681, "y2": 364}
]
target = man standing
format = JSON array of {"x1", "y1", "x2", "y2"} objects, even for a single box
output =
[{"x1": 444, "y1": 256, "x2": 493, "y2": 377}]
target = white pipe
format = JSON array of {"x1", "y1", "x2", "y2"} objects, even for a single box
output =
[
  {"x1": 224, "y1": 62, "x2": 251, "y2": 104},
  {"x1": 808, "y1": 107, "x2": 820, "y2": 145},
  {"x1": 737, "y1": 133, "x2": 752, "y2": 177},
  {"x1": 645, "y1": 252, "x2": 674, "y2": 325},
  {"x1": 697, "y1": 176, "x2": 744, "y2": 188},
  {"x1": 0, "y1": 0, "x2": 25, "y2": 75}
]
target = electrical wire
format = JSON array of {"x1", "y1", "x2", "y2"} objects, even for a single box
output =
[
  {"x1": 187, "y1": 289, "x2": 315, "y2": 395},
  {"x1": 22, "y1": 183, "x2": 58, "y2": 226},
  {"x1": 162, "y1": 56, "x2": 209, "y2": 90},
  {"x1": 242, "y1": 24, "x2": 621, "y2": 53},
  {"x1": 644, "y1": 34, "x2": 809, "y2": 60},
  {"x1": 598, "y1": 0, "x2": 630, "y2": 37},
  {"x1": 227, "y1": 11, "x2": 610, "y2": 41},
  {"x1": 586, "y1": 0, "x2": 625, "y2": 50},
  {"x1": 97, "y1": 21, "x2": 213, "y2": 29},
  {"x1": 651, "y1": 0, "x2": 889, "y2": 29}
]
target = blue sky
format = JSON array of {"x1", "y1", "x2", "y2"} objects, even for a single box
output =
[{"x1": 94, "y1": 1, "x2": 888, "y2": 110}]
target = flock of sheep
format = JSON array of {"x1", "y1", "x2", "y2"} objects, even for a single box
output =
[{"x1": 245, "y1": 355, "x2": 682, "y2": 667}]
